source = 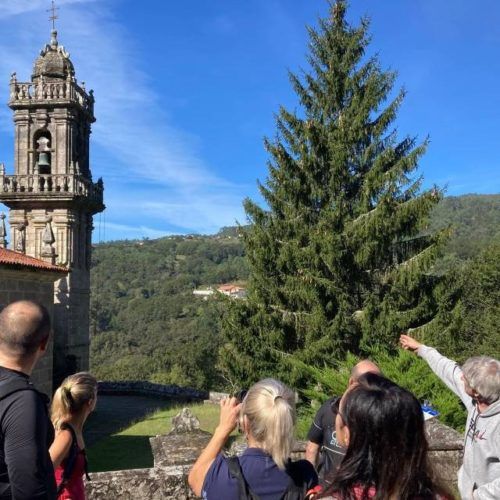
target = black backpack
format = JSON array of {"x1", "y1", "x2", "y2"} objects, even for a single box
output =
[
  {"x1": 227, "y1": 456, "x2": 316, "y2": 500},
  {"x1": 56, "y1": 423, "x2": 90, "y2": 497}
]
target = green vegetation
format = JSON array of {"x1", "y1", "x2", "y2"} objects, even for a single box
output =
[
  {"x1": 90, "y1": 235, "x2": 248, "y2": 389},
  {"x1": 90, "y1": 197, "x2": 499, "y2": 392},
  {"x1": 291, "y1": 350, "x2": 466, "y2": 431},
  {"x1": 87, "y1": 403, "x2": 221, "y2": 472},
  {"x1": 220, "y1": 1, "x2": 445, "y2": 389},
  {"x1": 88, "y1": 2, "x2": 499, "y2": 435}
]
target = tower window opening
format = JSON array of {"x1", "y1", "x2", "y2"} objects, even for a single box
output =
[{"x1": 35, "y1": 133, "x2": 52, "y2": 175}]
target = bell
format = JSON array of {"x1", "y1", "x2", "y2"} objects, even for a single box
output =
[{"x1": 37, "y1": 152, "x2": 51, "y2": 174}]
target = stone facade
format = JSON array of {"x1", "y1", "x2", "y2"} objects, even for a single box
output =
[
  {"x1": 0, "y1": 29, "x2": 104, "y2": 386},
  {"x1": 0, "y1": 265, "x2": 67, "y2": 395},
  {"x1": 85, "y1": 415, "x2": 463, "y2": 499}
]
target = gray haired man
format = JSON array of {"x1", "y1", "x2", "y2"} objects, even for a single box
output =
[{"x1": 400, "y1": 334, "x2": 500, "y2": 500}]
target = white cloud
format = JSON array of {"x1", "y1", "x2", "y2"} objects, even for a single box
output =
[
  {"x1": 101, "y1": 221, "x2": 170, "y2": 240},
  {"x1": 0, "y1": 0, "x2": 246, "y2": 237}
]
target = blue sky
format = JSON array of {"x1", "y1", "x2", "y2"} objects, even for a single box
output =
[{"x1": 0, "y1": 0, "x2": 498, "y2": 241}]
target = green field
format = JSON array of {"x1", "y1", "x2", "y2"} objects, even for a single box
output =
[
  {"x1": 87, "y1": 403, "x2": 221, "y2": 472},
  {"x1": 87, "y1": 401, "x2": 313, "y2": 472}
]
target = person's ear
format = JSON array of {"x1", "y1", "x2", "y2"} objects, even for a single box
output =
[
  {"x1": 242, "y1": 414, "x2": 250, "y2": 436},
  {"x1": 343, "y1": 426, "x2": 350, "y2": 447},
  {"x1": 39, "y1": 334, "x2": 49, "y2": 352}
]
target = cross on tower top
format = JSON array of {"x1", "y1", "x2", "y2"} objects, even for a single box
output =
[{"x1": 47, "y1": 0, "x2": 59, "y2": 30}]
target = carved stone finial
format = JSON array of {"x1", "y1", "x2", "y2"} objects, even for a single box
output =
[
  {"x1": 0, "y1": 163, "x2": 5, "y2": 176},
  {"x1": 41, "y1": 217, "x2": 56, "y2": 263},
  {"x1": 10, "y1": 72, "x2": 16, "y2": 83},
  {"x1": 0, "y1": 213, "x2": 7, "y2": 249},
  {"x1": 15, "y1": 223, "x2": 25, "y2": 253},
  {"x1": 50, "y1": 30, "x2": 58, "y2": 48}
]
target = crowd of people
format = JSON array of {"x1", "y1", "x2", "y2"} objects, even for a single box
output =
[
  {"x1": 0, "y1": 299, "x2": 497, "y2": 499},
  {"x1": 190, "y1": 342, "x2": 499, "y2": 499}
]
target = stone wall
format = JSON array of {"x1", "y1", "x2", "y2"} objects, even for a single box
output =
[
  {"x1": 97, "y1": 381, "x2": 208, "y2": 401},
  {"x1": 85, "y1": 417, "x2": 463, "y2": 499},
  {"x1": 0, "y1": 267, "x2": 62, "y2": 395}
]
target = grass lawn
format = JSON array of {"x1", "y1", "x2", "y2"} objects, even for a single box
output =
[
  {"x1": 87, "y1": 400, "x2": 313, "y2": 473},
  {"x1": 87, "y1": 403, "x2": 221, "y2": 472}
]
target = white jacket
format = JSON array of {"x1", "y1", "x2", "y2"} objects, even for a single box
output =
[{"x1": 418, "y1": 346, "x2": 500, "y2": 500}]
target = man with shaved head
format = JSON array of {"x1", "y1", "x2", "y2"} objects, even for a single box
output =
[
  {"x1": 0, "y1": 301, "x2": 56, "y2": 499},
  {"x1": 305, "y1": 360, "x2": 381, "y2": 482}
]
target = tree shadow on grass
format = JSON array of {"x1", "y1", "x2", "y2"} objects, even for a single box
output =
[
  {"x1": 87, "y1": 434, "x2": 154, "y2": 472},
  {"x1": 85, "y1": 395, "x2": 176, "y2": 447}
]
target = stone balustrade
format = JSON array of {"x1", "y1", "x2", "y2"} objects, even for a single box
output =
[
  {"x1": 9, "y1": 79, "x2": 94, "y2": 116},
  {"x1": 0, "y1": 173, "x2": 103, "y2": 204}
]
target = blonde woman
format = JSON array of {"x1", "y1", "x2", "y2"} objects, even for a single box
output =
[
  {"x1": 50, "y1": 372, "x2": 97, "y2": 500},
  {"x1": 188, "y1": 378, "x2": 318, "y2": 499}
]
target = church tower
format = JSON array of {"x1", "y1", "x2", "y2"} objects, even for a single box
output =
[{"x1": 0, "y1": 29, "x2": 104, "y2": 384}]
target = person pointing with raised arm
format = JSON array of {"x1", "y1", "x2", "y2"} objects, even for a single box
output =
[{"x1": 400, "y1": 333, "x2": 500, "y2": 500}]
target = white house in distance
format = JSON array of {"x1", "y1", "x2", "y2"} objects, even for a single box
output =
[{"x1": 193, "y1": 284, "x2": 247, "y2": 300}]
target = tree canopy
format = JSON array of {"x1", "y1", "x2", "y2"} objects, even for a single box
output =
[{"x1": 219, "y1": 1, "x2": 445, "y2": 387}]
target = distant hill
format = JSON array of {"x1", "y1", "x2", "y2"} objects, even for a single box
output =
[
  {"x1": 90, "y1": 194, "x2": 499, "y2": 387},
  {"x1": 430, "y1": 194, "x2": 500, "y2": 259}
]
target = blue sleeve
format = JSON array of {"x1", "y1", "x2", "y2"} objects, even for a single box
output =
[{"x1": 201, "y1": 454, "x2": 238, "y2": 500}]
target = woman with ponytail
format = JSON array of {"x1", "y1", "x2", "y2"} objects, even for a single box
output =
[
  {"x1": 50, "y1": 372, "x2": 97, "y2": 500},
  {"x1": 188, "y1": 378, "x2": 318, "y2": 499}
]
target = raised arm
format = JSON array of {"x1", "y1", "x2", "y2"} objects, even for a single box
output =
[
  {"x1": 400, "y1": 334, "x2": 471, "y2": 408},
  {"x1": 188, "y1": 397, "x2": 241, "y2": 497}
]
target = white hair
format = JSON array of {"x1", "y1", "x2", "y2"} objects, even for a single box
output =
[
  {"x1": 462, "y1": 356, "x2": 500, "y2": 404},
  {"x1": 241, "y1": 378, "x2": 295, "y2": 469}
]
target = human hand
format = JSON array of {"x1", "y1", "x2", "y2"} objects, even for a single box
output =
[
  {"x1": 215, "y1": 397, "x2": 241, "y2": 438},
  {"x1": 399, "y1": 334, "x2": 422, "y2": 353}
]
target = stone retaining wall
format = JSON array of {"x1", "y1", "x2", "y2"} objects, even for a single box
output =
[
  {"x1": 97, "y1": 381, "x2": 208, "y2": 401},
  {"x1": 85, "y1": 417, "x2": 463, "y2": 499}
]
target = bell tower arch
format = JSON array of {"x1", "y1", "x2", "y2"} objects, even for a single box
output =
[{"x1": 0, "y1": 29, "x2": 105, "y2": 385}]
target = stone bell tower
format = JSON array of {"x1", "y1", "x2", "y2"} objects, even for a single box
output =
[{"x1": 0, "y1": 29, "x2": 104, "y2": 385}]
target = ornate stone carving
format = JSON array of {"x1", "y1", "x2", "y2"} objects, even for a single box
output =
[
  {"x1": 15, "y1": 223, "x2": 25, "y2": 253},
  {"x1": 0, "y1": 213, "x2": 7, "y2": 249},
  {"x1": 41, "y1": 216, "x2": 56, "y2": 263}
]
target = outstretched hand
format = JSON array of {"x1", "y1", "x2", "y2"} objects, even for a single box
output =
[
  {"x1": 216, "y1": 397, "x2": 242, "y2": 438},
  {"x1": 399, "y1": 333, "x2": 422, "y2": 353}
]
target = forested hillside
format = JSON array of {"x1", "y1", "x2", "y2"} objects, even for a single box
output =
[
  {"x1": 90, "y1": 194, "x2": 499, "y2": 387},
  {"x1": 90, "y1": 235, "x2": 248, "y2": 388}
]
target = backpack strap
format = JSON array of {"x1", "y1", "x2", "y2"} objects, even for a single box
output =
[
  {"x1": 0, "y1": 377, "x2": 44, "y2": 498},
  {"x1": 56, "y1": 423, "x2": 85, "y2": 497},
  {"x1": 281, "y1": 459, "x2": 317, "y2": 500},
  {"x1": 0, "y1": 377, "x2": 37, "y2": 400},
  {"x1": 227, "y1": 456, "x2": 260, "y2": 500}
]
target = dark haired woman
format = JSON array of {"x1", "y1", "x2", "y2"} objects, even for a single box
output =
[{"x1": 318, "y1": 374, "x2": 453, "y2": 500}]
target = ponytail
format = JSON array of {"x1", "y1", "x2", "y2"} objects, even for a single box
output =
[
  {"x1": 242, "y1": 378, "x2": 295, "y2": 469},
  {"x1": 51, "y1": 372, "x2": 97, "y2": 429}
]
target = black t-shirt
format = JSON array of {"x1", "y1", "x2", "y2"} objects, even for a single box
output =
[
  {"x1": 306, "y1": 396, "x2": 345, "y2": 482},
  {"x1": 0, "y1": 366, "x2": 56, "y2": 499}
]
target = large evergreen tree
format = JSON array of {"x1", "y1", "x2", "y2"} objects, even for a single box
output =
[{"x1": 220, "y1": 1, "x2": 444, "y2": 388}]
